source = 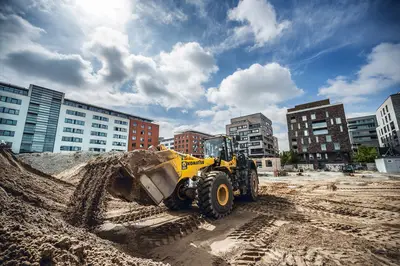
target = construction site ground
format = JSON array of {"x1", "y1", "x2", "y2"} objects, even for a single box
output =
[{"x1": 1, "y1": 151, "x2": 399, "y2": 265}]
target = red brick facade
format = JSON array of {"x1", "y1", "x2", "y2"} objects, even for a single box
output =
[
  {"x1": 173, "y1": 131, "x2": 213, "y2": 157},
  {"x1": 128, "y1": 119, "x2": 159, "y2": 151}
]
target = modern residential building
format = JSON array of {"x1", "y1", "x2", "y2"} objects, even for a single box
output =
[
  {"x1": 286, "y1": 99, "x2": 351, "y2": 168},
  {"x1": 226, "y1": 113, "x2": 275, "y2": 158},
  {"x1": 376, "y1": 93, "x2": 400, "y2": 149},
  {"x1": 0, "y1": 82, "x2": 30, "y2": 153},
  {"x1": 159, "y1": 137, "x2": 174, "y2": 149},
  {"x1": 21, "y1": 84, "x2": 64, "y2": 153},
  {"x1": 0, "y1": 81, "x2": 159, "y2": 153},
  {"x1": 347, "y1": 115, "x2": 379, "y2": 152},
  {"x1": 174, "y1": 130, "x2": 213, "y2": 157},
  {"x1": 273, "y1": 136, "x2": 279, "y2": 155},
  {"x1": 128, "y1": 118, "x2": 159, "y2": 150}
]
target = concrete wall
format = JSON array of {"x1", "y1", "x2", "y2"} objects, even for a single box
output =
[
  {"x1": 297, "y1": 164, "x2": 314, "y2": 170},
  {"x1": 375, "y1": 158, "x2": 400, "y2": 173},
  {"x1": 254, "y1": 157, "x2": 281, "y2": 171},
  {"x1": 325, "y1": 163, "x2": 345, "y2": 172}
]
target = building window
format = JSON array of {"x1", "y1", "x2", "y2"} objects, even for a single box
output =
[
  {"x1": 290, "y1": 124, "x2": 293, "y2": 130},
  {"x1": 325, "y1": 111, "x2": 329, "y2": 118},
  {"x1": 334, "y1": 143, "x2": 340, "y2": 150},
  {"x1": 63, "y1": 127, "x2": 84, "y2": 134},
  {"x1": 141, "y1": 124, "x2": 145, "y2": 128},
  {"x1": 92, "y1": 123, "x2": 108, "y2": 129},
  {"x1": 316, "y1": 153, "x2": 322, "y2": 160},
  {"x1": 309, "y1": 154, "x2": 314, "y2": 160},
  {"x1": 305, "y1": 123, "x2": 308, "y2": 128},
  {"x1": 114, "y1": 127, "x2": 127, "y2": 132},
  {"x1": 66, "y1": 109, "x2": 86, "y2": 117},
  {"x1": 140, "y1": 137, "x2": 144, "y2": 141},
  {"x1": 140, "y1": 143, "x2": 144, "y2": 148},
  {"x1": 0, "y1": 95, "x2": 22, "y2": 105},
  {"x1": 62, "y1": 136, "x2": 83, "y2": 143},
  {"x1": 308, "y1": 137, "x2": 311, "y2": 144},
  {"x1": 316, "y1": 136, "x2": 319, "y2": 143},
  {"x1": 113, "y1": 134, "x2": 127, "y2": 139},
  {"x1": 302, "y1": 115, "x2": 307, "y2": 121},
  {"x1": 311, "y1": 114, "x2": 316, "y2": 120},
  {"x1": 90, "y1": 139, "x2": 106, "y2": 145},
  {"x1": 0, "y1": 118, "x2": 17, "y2": 126},
  {"x1": 132, "y1": 136, "x2": 136, "y2": 140},
  {"x1": 148, "y1": 138, "x2": 152, "y2": 143},
  {"x1": 295, "y1": 131, "x2": 298, "y2": 137},
  {"x1": 89, "y1": 147, "x2": 106, "y2": 152},
  {"x1": 65, "y1": 118, "x2": 85, "y2": 126},
  {"x1": 148, "y1": 125, "x2": 152, "y2": 130},
  {"x1": 326, "y1": 135, "x2": 332, "y2": 142},
  {"x1": 325, "y1": 153, "x2": 328, "y2": 159},
  {"x1": 148, "y1": 132, "x2": 152, "y2": 136},
  {"x1": 0, "y1": 130, "x2": 15, "y2": 137},
  {"x1": 321, "y1": 144, "x2": 327, "y2": 151},
  {"x1": 140, "y1": 130, "x2": 144, "y2": 135},
  {"x1": 330, "y1": 118, "x2": 334, "y2": 125},
  {"x1": 91, "y1": 131, "x2": 107, "y2": 137},
  {"x1": 340, "y1": 125, "x2": 343, "y2": 132},
  {"x1": 386, "y1": 105, "x2": 388, "y2": 112},
  {"x1": 60, "y1": 146, "x2": 81, "y2": 151},
  {"x1": 133, "y1": 122, "x2": 137, "y2": 126},
  {"x1": 133, "y1": 129, "x2": 136, "y2": 134},
  {"x1": 298, "y1": 123, "x2": 301, "y2": 129},
  {"x1": 115, "y1": 120, "x2": 128, "y2": 125},
  {"x1": 0, "y1": 107, "x2": 20, "y2": 115},
  {"x1": 336, "y1": 118, "x2": 341, "y2": 124},
  {"x1": 388, "y1": 113, "x2": 391, "y2": 121},
  {"x1": 93, "y1": 115, "x2": 109, "y2": 122},
  {"x1": 290, "y1": 117, "x2": 296, "y2": 123},
  {"x1": 302, "y1": 145, "x2": 308, "y2": 152},
  {"x1": 112, "y1": 141, "x2": 126, "y2": 146},
  {"x1": 313, "y1": 129, "x2": 328, "y2": 135},
  {"x1": 301, "y1": 138, "x2": 304, "y2": 144},
  {"x1": 304, "y1": 130, "x2": 309, "y2": 136}
]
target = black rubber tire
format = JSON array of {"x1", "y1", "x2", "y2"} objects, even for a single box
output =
[
  {"x1": 163, "y1": 181, "x2": 193, "y2": 210},
  {"x1": 245, "y1": 169, "x2": 259, "y2": 201},
  {"x1": 197, "y1": 171, "x2": 234, "y2": 219}
]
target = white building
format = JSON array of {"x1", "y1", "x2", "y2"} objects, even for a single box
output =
[
  {"x1": 0, "y1": 82, "x2": 30, "y2": 153},
  {"x1": 160, "y1": 137, "x2": 174, "y2": 149},
  {"x1": 53, "y1": 99, "x2": 130, "y2": 152},
  {"x1": 376, "y1": 93, "x2": 400, "y2": 149}
]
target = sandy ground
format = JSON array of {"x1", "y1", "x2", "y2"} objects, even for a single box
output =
[{"x1": 2, "y1": 150, "x2": 400, "y2": 265}]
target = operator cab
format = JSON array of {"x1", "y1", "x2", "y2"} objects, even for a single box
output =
[{"x1": 203, "y1": 136, "x2": 235, "y2": 162}]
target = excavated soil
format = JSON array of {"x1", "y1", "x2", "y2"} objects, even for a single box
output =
[
  {"x1": 2, "y1": 149, "x2": 400, "y2": 265},
  {"x1": 0, "y1": 148, "x2": 167, "y2": 266},
  {"x1": 65, "y1": 150, "x2": 167, "y2": 229}
]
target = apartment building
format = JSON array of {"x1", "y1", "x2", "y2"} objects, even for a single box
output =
[
  {"x1": 376, "y1": 93, "x2": 400, "y2": 149},
  {"x1": 0, "y1": 82, "x2": 30, "y2": 153},
  {"x1": 226, "y1": 113, "x2": 275, "y2": 158},
  {"x1": 347, "y1": 115, "x2": 379, "y2": 152},
  {"x1": 159, "y1": 137, "x2": 174, "y2": 149},
  {"x1": 286, "y1": 99, "x2": 351, "y2": 168},
  {"x1": 0, "y1": 81, "x2": 159, "y2": 153},
  {"x1": 128, "y1": 118, "x2": 159, "y2": 150},
  {"x1": 174, "y1": 130, "x2": 213, "y2": 157},
  {"x1": 273, "y1": 136, "x2": 279, "y2": 155}
]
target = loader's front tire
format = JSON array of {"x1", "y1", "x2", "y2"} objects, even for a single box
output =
[
  {"x1": 197, "y1": 171, "x2": 233, "y2": 219},
  {"x1": 163, "y1": 180, "x2": 193, "y2": 210},
  {"x1": 245, "y1": 169, "x2": 259, "y2": 201}
]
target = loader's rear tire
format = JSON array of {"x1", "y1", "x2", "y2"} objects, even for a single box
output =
[
  {"x1": 163, "y1": 180, "x2": 192, "y2": 210},
  {"x1": 245, "y1": 169, "x2": 259, "y2": 201},
  {"x1": 197, "y1": 171, "x2": 233, "y2": 219}
]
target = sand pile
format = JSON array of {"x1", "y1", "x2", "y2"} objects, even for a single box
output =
[
  {"x1": 64, "y1": 150, "x2": 169, "y2": 230},
  {"x1": 0, "y1": 148, "x2": 168, "y2": 266}
]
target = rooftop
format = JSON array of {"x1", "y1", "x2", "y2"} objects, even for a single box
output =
[
  {"x1": 174, "y1": 130, "x2": 214, "y2": 137},
  {"x1": 287, "y1": 99, "x2": 330, "y2": 113}
]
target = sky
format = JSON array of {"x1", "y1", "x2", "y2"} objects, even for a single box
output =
[{"x1": 0, "y1": 0, "x2": 399, "y2": 151}]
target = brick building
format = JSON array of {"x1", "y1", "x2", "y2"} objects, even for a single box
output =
[
  {"x1": 128, "y1": 118, "x2": 159, "y2": 150},
  {"x1": 174, "y1": 130, "x2": 213, "y2": 157},
  {"x1": 286, "y1": 99, "x2": 351, "y2": 168}
]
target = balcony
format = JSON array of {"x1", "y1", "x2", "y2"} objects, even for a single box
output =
[{"x1": 312, "y1": 121, "x2": 328, "y2": 129}]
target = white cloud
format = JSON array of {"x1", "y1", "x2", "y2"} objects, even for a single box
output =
[
  {"x1": 207, "y1": 63, "x2": 303, "y2": 111},
  {"x1": 132, "y1": 1, "x2": 187, "y2": 25},
  {"x1": 196, "y1": 110, "x2": 215, "y2": 117},
  {"x1": 318, "y1": 43, "x2": 400, "y2": 102},
  {"x1": 227, "y1": 0, "x2": 290, "y2": 47}
]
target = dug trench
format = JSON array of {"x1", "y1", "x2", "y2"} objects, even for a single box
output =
[{"x1": 3, "y1": 148, "x2": 400, "y2": 265}]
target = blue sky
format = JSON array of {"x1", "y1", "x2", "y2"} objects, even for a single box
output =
[{"x1": 0, "y1": 0, "x2": 399, "y2": 150}]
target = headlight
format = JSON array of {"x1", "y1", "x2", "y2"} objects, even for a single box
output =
[{"x1": 197, "y1": 170, "x2": 202, "y2": 176}]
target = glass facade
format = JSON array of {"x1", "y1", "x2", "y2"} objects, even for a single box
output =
[{"x1": 21, "y1": 85, "x2": 63, "y2": 153}]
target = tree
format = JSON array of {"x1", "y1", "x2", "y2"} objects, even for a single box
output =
[
  {"x1": 354, "y1": 146, "x2": 378, "y2": 163},
  {"x1": 280, "y1": 150, "x2": 299, "y2": 165}
]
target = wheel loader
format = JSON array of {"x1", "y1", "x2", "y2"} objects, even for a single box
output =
[{"x1": 137, "y1": 135, "x2": 259, "y2": 219}]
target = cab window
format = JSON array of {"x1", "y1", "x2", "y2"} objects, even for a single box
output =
[{"x1": 226, "y1": 138, "x2": 233, "y2": 161}]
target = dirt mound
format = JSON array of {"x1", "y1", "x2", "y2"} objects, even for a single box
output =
[
  {"x1": 17, "y1": 151, "x2": 102, "y2": 175},
  {"x1": 64, "y1": 150, "x2": 168, "y2": 230},
  {"x1": 0, "y1": 148, "x2": 167, "y2": 266}
]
